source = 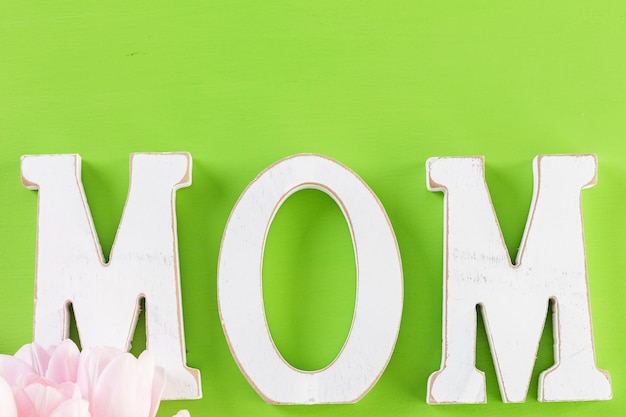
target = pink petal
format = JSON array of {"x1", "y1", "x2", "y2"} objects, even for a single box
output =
[
  {"x1": 49, "y1": 398, "x2": 91, "y2": 417},
  {"x1": 15, "y1": 343, "x2": 52, "y2": 376},
  {"x1": 12, "y1": 385, "x2": 37, "y2": 416},
  {"x1": 15, "y1": 373, "x2": 49, "y2": 390},
  {"x1": 0, "y1": 377, "x2": 18, "y2": 417},
  {"x1": 76, "y1": 347, "x2": 120, "y2": 401},
  {"x1": 23, "y1": 382, "x2": 67, "y2": 417},
  {"x1": 137, "y1": 350, "x2": 163, "y2": 417},
  {"x1": 47, "y1": 340, "x2": 80, "y2": 383},
  {"x1": 172, "y1": 411, "x2": 190, "y2": 417},
  {"x1": 0, "y1": 354, "x2": 37, "y2": 385},
  {"x1": 90, "y1": 352, "x2": 153, "y2": 417},
  {"x1": 56, "y1": 382, "x2": 83, "y2": 400},
  {"x1": 145, "y1": 355, "x2": 165, "y2": 417}
]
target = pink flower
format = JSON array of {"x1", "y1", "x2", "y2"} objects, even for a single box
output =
[
  {"x1": 76, "y1": 346, "x2": 164, "y2": 417},
  {"x1": 0, "y1": 373, "x2": 90, "y2": 417},
  {"x1": 0, "y1": 340, "x2": 187, "y2": 417}
]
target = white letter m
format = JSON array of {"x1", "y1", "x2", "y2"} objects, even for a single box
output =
[
  {"x1": 426, "y1": 155, "x2": 611, "y2": 404},
  {"x1": 21, "y1": 153, "x2": 201, "y2": 400}
]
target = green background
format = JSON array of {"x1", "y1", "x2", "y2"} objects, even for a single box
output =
[{"x1": 1, "y1": 1, "x2": 625, "y2": 416}]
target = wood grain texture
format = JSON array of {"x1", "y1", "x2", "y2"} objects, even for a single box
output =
[
  {"x1": 426, "y1": 155, "x2": 611, "y2": 404},
  {"x1": 218, "y1": 154, "x2": 403, "y2": 404},
  {"x1": 21, "y1": 153, "x2": 201, "y2": 400}
]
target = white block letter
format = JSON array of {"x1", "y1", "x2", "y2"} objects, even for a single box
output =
[
  {"x1": 218, "y1": 154, "x2": 403, "y2": 404},
  {"x1": 21, "y1": 153, "x2": 201, "y2": 400},
  {"x1": 426, "y1": 155, "x2": 611, "y2": 403}
]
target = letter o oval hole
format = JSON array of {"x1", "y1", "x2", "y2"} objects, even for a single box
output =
[
  {"x1": 218, "y1": 154, "x2": 403, "y2": 404},
  {"x1": 262, "y1": 188, "x2": 356, "y2": 371}
]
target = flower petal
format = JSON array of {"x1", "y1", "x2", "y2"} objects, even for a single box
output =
[
  {"x1": 76, "y1": 346, "x2": 120, "y2": 402},
  {"x1": 149, "y1": 365, "x2": 165, "y2": 417},
  {"x1": 47, "y1": 339, "x2": 80, "y2": 383},
  {"x1": 15, "y1": 343, "x2": 52, "y2": 376},
  {"x1": 50, "y1": 398, "x2": 91, "y2": 417},
  {"x1": 57, "y1": 381, "x2": 83, "y2": 400},
  {"x1": 0, "y1": 377, "x2": 18, "y2": 417},
  {"x1": 23, "y1": 382, "x2": 67, "y2": 417},
  {"x1": 91, "y1": 352, "x2": 153, "y2": 417},
  {"x1": 12, "y1": 384, "x2": 37, "y2": 416},
  {"x1": 0, "y1": 354, "x2": 37, "y2": 385},
  {"x1": 141, "y1": 351, "x2": 165, "y2": 417}
]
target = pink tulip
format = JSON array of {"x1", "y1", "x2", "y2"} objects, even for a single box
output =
[
  {"x1": 14, "y1": 339, "x2": 80, "y2": 383},
  {"x1": 0, "y1": 373, "x2": 91, "y2": 417},
  {"x1": 77, "y1": 347, "x2": 164, "y2": 417},
  {"x1": 0, "y1": 340, "x2": 187, "y2": 417}
]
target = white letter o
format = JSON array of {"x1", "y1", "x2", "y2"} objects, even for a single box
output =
[{"x1": 218, "y1": 154, "x2": 403, "y2": 404}]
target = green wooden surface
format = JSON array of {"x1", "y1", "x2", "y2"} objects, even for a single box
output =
[{"x1": 1, "y1": 1, "x2": 625, "y2": 416}]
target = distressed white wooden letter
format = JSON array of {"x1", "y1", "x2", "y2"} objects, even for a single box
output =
[
  {"x1": 426, "y1": 155, "x2": 611, "y2": 404},
  {"x1": 218, "y1": 154, "x2": 403, "y2": 404},
  {"x1": 21, "y1": 153, "x2": 201, "y2": 400}
]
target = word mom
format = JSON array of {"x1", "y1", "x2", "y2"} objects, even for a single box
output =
[{"x1": 20, "y1": 153, "x2": 611, "y2": 404}]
